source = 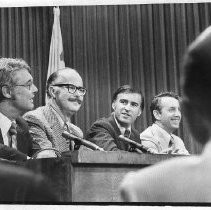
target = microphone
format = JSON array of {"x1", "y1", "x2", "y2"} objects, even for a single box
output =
[
  {"x1": 118, "y1": 135, "x2": 151, "y2": 153},
  {"x1": 62, "y1": 131, "x2": 104, "y2": 151}
]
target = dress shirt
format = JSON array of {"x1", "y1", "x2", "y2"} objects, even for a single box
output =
[
  {"x1": 0, "y1": 112, "x2": 14, "y2": 146},
  {"x1": 140, "y1": 123, "x2": 189, "y2": 154}
]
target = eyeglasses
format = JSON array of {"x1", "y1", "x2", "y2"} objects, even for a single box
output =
[{"x1": 52, "y1": 83, "x2": 87, "y2": 96}]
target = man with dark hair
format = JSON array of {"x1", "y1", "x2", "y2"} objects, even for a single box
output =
[
  {"x1": 0, "y1": 57, "x2": 38, "y2": 160},
  {"x1": 120, "y1": 26, "x2": 211, "y2": 202},
  {"x1": 86, "y1": 85, "x2": 144, "y2": 151},
  {"x1": 140, "y1": 91, "x2": 189, "y2": 155},
  {"x1": 24, "y1": 68, "x2": 86, "y2": 158}
]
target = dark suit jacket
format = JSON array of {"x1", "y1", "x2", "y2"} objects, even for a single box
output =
[
  {"x1": 86, "y1": 114, "x2": 141, "y2": 151},
  {"x1": 0, "y1": 117, "x2": 33, "y2": 161},
  {"x1": 0, "y1": 161, "x2": 57, "y2": 203}
]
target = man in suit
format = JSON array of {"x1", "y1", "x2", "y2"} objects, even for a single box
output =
[
  {"x1": 86, "y1": 85, "x2": 144, "y2": 151},
  {"x1": 140, "y1": 92, "x2": 189, "y2": 155},
  {"x1": 24, "y1": 68, "x2": 86, "y2": 158},
  {"x1": 120, "y1": 26, "x2": 211, "y2": 202},
  {"x1": 0, "y1": 57, "x2": 38, "y2": 161}
]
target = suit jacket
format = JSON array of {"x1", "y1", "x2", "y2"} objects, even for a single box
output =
[
  {"x1": 86, "y1": 114, "x2": 141, "y2": 151},
  {"x1": 24, "y1": 104, "x2": 70, "y2": 153},
  {"x1": 120, "y1": 141, "x2": 211, "y2": 202},
  {"x1": 0, "y1": 116, "x2": 33, "y2": 161},
  {"x1": 0, "y1": 161, "x2": 57, "y2": 203},
  {"x1": 140, "y1": 123, "x2": 189, "y2": 154}
]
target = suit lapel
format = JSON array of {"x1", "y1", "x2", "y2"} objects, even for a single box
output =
[
  {"x1": 0, "y1": 129, "x2": 4, "y2": 144},
  {"x1": 43, "y1": 105, "x2": 69, "y2": 152},
  {"x1": 108, "y1": 114, "x2": 130, "y2": 150}
]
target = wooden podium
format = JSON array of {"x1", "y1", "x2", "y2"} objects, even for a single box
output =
[{"x1": 25, "y1": 148, "x2": 177, "y2": 202}]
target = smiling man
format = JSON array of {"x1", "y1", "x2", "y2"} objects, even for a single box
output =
[
  {"x1": 0, "y1": 57, "x2": 38, "y2": 160},
  {"x1": 140, "y1": 92, "x2": 189, "y2": 155},
  {"x1": 86, "y1": 85, "x2": 144, "y2": 151},
  {"x1": 24, "y1": 68, "x2": 86, "y2": 157}
]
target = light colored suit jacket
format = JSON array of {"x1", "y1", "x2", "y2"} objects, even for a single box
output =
[
  {"x1": 23, "y1": 104, "x2": 70, "y2": 153},
  {"x1": 140, "y1": 123, "x2": 189, "y2": 154},
  {"x1": 120, "y1": 141, "x2": 211, "y2": 202}
]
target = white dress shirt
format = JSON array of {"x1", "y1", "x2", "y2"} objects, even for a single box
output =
[{"x1": 0, "y1": 112, "x2": 13, "y2": 146}]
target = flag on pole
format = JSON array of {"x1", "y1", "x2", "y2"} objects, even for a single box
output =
[{"x1": 47, "y1": 6, "x2": 65, "y2": 80}]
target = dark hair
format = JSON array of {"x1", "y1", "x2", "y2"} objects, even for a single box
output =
[
  {"x1": 0, "y1": 57, "x2": 31, "y2": 102},
  {"x1": 150, "y1": 92, "x2": 180, "y2": 123},
  {"x1": 182, "y1": 29, "x2": 211, "y2": 120},
  {"x1": 46, "y1": 67, "x2": 79, "y2": 98},
  {"x1": 182, "y1": 27, "x2": 211, "y2": 145},
  {"x1": 112, "y1": 85, "x2": 144, "y2": 111}
]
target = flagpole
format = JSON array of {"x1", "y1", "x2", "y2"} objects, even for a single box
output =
[{"x1": 46, "y1": 6, "x2": 65, "y2": 103}]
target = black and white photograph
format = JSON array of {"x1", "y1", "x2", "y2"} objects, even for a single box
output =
[{"x1": 0, "y1": 0, "x2": 210, "y2": 208}]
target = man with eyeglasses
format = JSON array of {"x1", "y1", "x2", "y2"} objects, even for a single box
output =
[
  {"x1": 24, "y1": 68, "x2": 86, "y2": 158},
  {"x1": 0, "y1": 57, "x2": 38, "y2": 160}
]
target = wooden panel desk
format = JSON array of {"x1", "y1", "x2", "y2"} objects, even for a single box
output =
[{"x1": 25, "y1": 149, "x2": 178, "y2": 202}]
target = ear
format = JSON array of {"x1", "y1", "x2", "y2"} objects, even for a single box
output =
[
  {"x1": 137, "y1": 108, "x2": 142, "y2": 116},
  {"x1": 48, "y1": 86, "x2": 57, "y2": 98},
  {"x1": 112, "y1": 101, "x2": 116, "y2": 111},
  {"x1": 1, "y1": 86, "x2": 12, "y2": 99},
  {"x1": 153, "y1": 110, "x2": 161, "y2": 121}
]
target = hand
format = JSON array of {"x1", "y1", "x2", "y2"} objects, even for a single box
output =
[
  {"x1": 147, "y1": 148, "x2": 159, "y2": 154},
  {"x1": 35, "y1": 150, "x2": 57, "y2": 158},
  {"x1": 172, "y1": 149, "x2": 190, "y2": 155},
  {"x1": 161, "y1": 147, "x2": 174, "y2": 154}
]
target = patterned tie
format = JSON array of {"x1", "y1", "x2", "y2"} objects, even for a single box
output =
[
  {"x1": 64, "y1": 122, "x2": 75, "y2": 151},
  {"x1": 169, "y1": 135, "x2": 176, "y2": 150},
  {"x1": 8, "y1": 121, "x2": 17, "y2": 148}
]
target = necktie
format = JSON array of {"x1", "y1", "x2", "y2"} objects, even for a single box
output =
[
  {"x1": 169, "y1": 135, "x2": 176, "y2": 150},
  {"x1": 64, "y1": 122, "x2": 75, "y2": 151},
  {"x1": 8, "y1": 121, "x2": 17, "y2": 148},
  {"x1": 124, "y1": 129, "x2": 132, "y2": 151},
  {"x1": 124, "y1": 129, "x2": 130, "y2": 138}
]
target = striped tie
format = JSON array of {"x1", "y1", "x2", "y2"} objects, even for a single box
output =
[
  {"x1": 8, "y1": 121, "x2": 17, "y2": 148},
  {"x1": 64, "y1": 122, "x2": 75, "y2": 151}
]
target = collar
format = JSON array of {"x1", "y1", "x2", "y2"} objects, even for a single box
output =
[
  {"x1": 113, "y1": 113, "x2": 131, "y2": 136},
  {"x1": 0, "y1": 112, "x2": 13, "y2": 138},
  {"x1": 152, "y1": 123, "x2": 172, "y2": 144},
  {"x1": 48, "y1": 100, "x2": 70, "y2": 127}
]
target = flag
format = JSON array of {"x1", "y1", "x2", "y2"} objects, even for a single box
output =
[{"x1": 47, "y1": 6, "x2": 65, "y2": 80}]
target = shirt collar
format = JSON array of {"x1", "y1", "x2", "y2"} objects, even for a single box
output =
[
  {"x1": 113, "y1": 113, "x2": 131, "y2": 136},
  {"x1": 153, "y1": 123, "x2": 172, "y2": 143},
  {"x1": 48, "y1": 100, "x2": 69, "y2": 127},
  {"x1": 0, "y1": 112, "x2": 13, "y2": 138}
]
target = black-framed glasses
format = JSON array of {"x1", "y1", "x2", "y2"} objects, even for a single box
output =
[{"x1": 52, "y1": 83, "x2": 87, "y2": 96}]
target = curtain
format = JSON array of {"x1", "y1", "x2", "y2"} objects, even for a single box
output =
[{"x1": 0, "y1": 4, "x2": 210, "y2": 154}]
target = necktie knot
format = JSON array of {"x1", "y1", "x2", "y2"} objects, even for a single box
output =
[
  {"x1": 124, "y1": 129, "x2": 130, "y2": 138},
  {"x1": 9, "y1": 122, "x2": 17, "y2": 136},
  {"x1": 169, "y1": 135, "x2": 174, "y2": 147}
]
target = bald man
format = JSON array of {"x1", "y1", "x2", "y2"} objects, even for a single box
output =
[{"x1": 24, "y1": 68, "x2": 86, "y2": 158}]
